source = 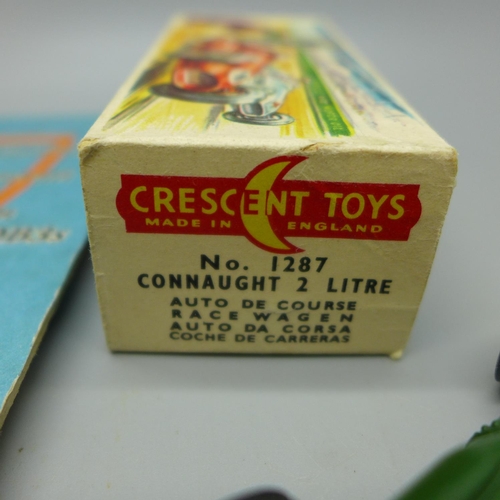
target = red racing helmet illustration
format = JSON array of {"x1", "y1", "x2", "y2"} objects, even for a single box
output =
[{"x1": 151, "y1": 38, "x2": 296, "y2": 126}]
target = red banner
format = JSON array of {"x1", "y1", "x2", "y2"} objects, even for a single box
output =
[{"x1": 116, "y1": 156, "x2": 421, "y2": 254}]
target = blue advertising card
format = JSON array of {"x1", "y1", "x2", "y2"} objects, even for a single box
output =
[{"x1": 0, "y1": 116, "x2": 94, "y2": 429}]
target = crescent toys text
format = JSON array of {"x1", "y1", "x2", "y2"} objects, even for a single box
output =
[{"x1": 116, "y1": 156, "x2": 422, "y2": 254}]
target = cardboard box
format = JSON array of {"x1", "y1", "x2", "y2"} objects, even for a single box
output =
[{"x1": 79, "y1": 15, "x2": 456, "y2": 356}]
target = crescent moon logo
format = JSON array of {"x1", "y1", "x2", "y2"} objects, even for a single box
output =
[
  {"x1": 118, "y1": 157, "x2": 422, "y2": 250},
  {"x1": 240, "y1": 155, "x2": 307, "y2": 254}
]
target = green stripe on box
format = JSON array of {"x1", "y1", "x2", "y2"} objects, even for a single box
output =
[{"x1": 298, "y1": 50, "x2": 353, "y2": 137}]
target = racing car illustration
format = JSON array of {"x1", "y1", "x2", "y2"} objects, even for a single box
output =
[{"x1": 151, "y1": 38, "x2": 295, "y2": 126}]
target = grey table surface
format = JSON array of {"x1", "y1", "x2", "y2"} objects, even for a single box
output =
[{"x1": 1, "y1": 1, "x2": 499, "y2": 499}]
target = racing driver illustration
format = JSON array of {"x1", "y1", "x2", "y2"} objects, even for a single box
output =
[{"x1": 151, "y1": 38, "x2": 296, "y2": 126}]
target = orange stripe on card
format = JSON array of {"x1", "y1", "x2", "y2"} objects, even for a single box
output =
[{"x1": 0, "y1": 134, "x2": 74, "y2": 206}]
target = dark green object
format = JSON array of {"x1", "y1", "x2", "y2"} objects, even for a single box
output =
[
  {"x1": 228, "y1": 490, "x2": 290, "y2": 500},
  {"x1": 225, "y1": 420, "x2": 500, "y2": 500},
  {"x1": 395, "y1": 419, "x2": 500, "y2": 500}
]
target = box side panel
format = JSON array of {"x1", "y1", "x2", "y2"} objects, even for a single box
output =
[{"x1": 80, "y1": 142, "x2": 455, "y2": 355}]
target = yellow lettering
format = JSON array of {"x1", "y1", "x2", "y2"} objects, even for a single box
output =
[
  {"x1": 154, "y1": 187, "x2": 175, "y2": 213},
  {"x1": 130, "y1": 186, "x2": 148, "y2": 213},
  {"x1": 179, "y1": 188, "x2": 195, "y2": 213},
  {"x1": 388, "y1": 195, "x2": 405, "y2": 220},
  {"x1": 266, "y1": 191, "x2": 287, "y2": 215},
  {"x1": 201, "y1": 188, "x2": 217, "y2": 214},
  {"x1": 246, "y1": 190, "x2": 265, "y2": 215},
  {"x1": 221, "y1": 189, "x2": 236, "y2": 216},
  {"x1": 146, "y1": 218, "x2": 159, "y2": 226},
  {"x1": 324, "y1": 193, "x2": 343, "y2": 217},
  {"x1": 342, "y1": 193, "x2": 364, "y2": 219},
  {"x1": 367, "y1": 194, "x2": 388, "y2": 219},
  {"x1": 291, "y1": 191, "x2": 310, "y2": 216}
]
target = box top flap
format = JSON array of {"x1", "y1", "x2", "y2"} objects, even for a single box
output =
[{"x1": 81, "y1": 16, "x2": 454, "y2": 155}]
